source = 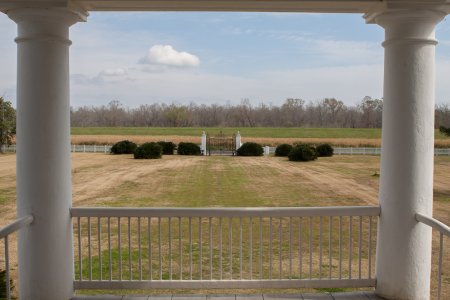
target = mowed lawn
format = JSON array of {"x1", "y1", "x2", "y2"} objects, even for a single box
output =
[
  {"x1": 0, "y1": 153, "x2": 449, "y2": 232},
  {"x1": 0, "y1": 154, "x2": 449, "y2": 297},
  {"x1": 71, "y1": 126, "x2": 450, "y2": 140}
]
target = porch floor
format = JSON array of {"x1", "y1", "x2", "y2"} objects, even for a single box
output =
[{"x1": 72, "y1": 291, "x2": 385, "y2": 300}]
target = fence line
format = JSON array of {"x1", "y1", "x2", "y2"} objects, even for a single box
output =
[{"x1": 1, "y1": 144, "x2": 450, "y2": 156}]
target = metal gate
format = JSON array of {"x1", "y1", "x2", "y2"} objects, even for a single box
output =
[{"x1": 207, "y1": 131, "x2": 236, "y2": 155}]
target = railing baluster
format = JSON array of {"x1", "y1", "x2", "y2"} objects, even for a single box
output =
[
  {"x1": 189, "y1": 217, "x2": 192, "y2": 280},
  {"x1": 158, "y1": 217, "x2": 162, "y2": 280},
  {"x1": 289, "y1": 217, "x2": 292, "y2": 280},
  {"x1": 309, "y1": 216, "x2": 312, "y2": 279},
  {"x1": 240, "y1": 217, "x2": 243, "y2": 279},
  {"x1": 368, "y1": 216, "x2": 372, "y2": 280},
  {"x1": 438, "y1": 232, "x2": 443, "y2": 300},
  {"x1": 88, "y1": 217, "x2": 92, "y2": 281},
  {"x1": 259, "y1": 217, "x2": 263, "y2": 280},
  {"x1": 250, "y1": 217, "x2": 253, "y2": 280},
  {"x1": 339, "y1": 216, "x2": 342, "y2": 279},
  {"x1": 329, "y1": 216, "x2": 332, "y2": 280},
  {"x1": 78, "y1": 217, "x2": 82, "y2": 281},
  {"x1": 148, "y1": 217, "x2": 152, "y2": 280},
  {"x1": 108, "y1": 217, "x2": 111, "y2": 281},
  {"x1": 358, "y1": 216, "x2": 362, "y2": 279},
  {"x1": 179, "y1": 217, "x2": 182, "y2": 280},
  {"x1": 299, "y1": 217, "x2": 303, "y2": 279},
  {"x1": 199, "y1": 217, "x2": 202, "y2": 280},
  {"x1": 169, "y1": 217, "x2": 172, "y2": 280},
  {"x1": 5, "y1": 236, "x2": 10, "y2": 300},
  {"x1": 98, "y1": 217, "x2": 102, "y2": 281},
  {"x1": 128, "y1": 217, "x2": 132, "y2": 280},
  {"x1": 219, "y1": 217, "x2": 223, "y2": 280},
  {"x1": 209, "y1": 217, "x2": 213, "y2": 280},
  {"x1": 118, "y1": 217, "x2": 122, "y2": 281},
  {"x1": 229, "y1": 217, "x2": 232, "y2": 279},
  {"x1": 138, "y1": 217, "x2": 142, "y2": 281},
  {"x1": 319, "y1": 216, "x2": 323, "y2": 279},
  {"x1": 279, "y1": 217, "x2": 282, "y2": 279},
  {"x1": 269, "y1": 216, "x2": 272, "y2": 279},
  {"x1": 349, "y1": 216, "x2": 352, "y2": 279}
]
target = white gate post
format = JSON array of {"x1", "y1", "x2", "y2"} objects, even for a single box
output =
[
  {"x1": 366, "y1": 9, "x2": 445, "y2": 300},
  {"x1": 201, "y1": 131, "x2": 207, "y2": 155},
  {"x1": 235, "y1": 131, "x2": 242, "y2": 151},
  {"x1": 8, "y1": 7, "x2": 86, "y2": 300}
]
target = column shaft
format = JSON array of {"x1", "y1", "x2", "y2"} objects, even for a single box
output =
[
  {"x1": 8, "y1": 8, "x2": 84, "y2": 300},
  {"x1": 371, "y1": 10, "x2": 444, "y2": 300}
]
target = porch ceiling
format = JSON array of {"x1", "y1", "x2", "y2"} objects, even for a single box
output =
[{"x1": 0, "y1": 0, "x2": 448, "y2": 14}]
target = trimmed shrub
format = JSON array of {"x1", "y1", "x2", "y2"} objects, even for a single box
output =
[
  {"x1": 316, "y1": 144, "x2": 334, "y2": 157},
  {"x1": 177, "y1": 142, "x2": 201, "y2": 155},
  {"x1": 110, "y1": 140, "x2": 137, "y2": 155},
  {"x1": 134, "y1": 142, "x2": 162, "y2": 159},
  {"x1": 439, "y1": 126, "x2": 450, "y2": 136},
  {"x1": 157, "y1": 141, "x2": 176, "y2": 155},
  {"x1": 237, "y1": 142, "x2": 263, "y2": 156},
  {"x1": 0, "y1": 268, "x2": 14, "y2": 298},
  {"x1": 275, "y1": 144, "x2": 293, "y2": 157},
  {"x1": 288, "y1": 144, "x2": 317, "y2": 162}
]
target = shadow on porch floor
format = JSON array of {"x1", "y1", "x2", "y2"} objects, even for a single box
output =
[{"x1": 72, "y1": 291, "x2": 385, "y2": 300}]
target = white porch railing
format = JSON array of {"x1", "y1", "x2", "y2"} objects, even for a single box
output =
[
  {"x1": 70, "y1": 206, "x2": 379, "y2": 290},
  {"x1": 416, "y1": 213, "x2": 450, "y2": 300},
  {"x1": 0, "y1": 215, "x2": 34, "y2": 300}
]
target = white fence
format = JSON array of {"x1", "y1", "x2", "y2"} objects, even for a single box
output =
[
  {"x1": 0, "y1": 144, "x2": 112, "y2": 153},
  {"x1": 2, "y1": 144, "x2": 450, "y2": 156},
  {"x1": 265, "y1": 147, "x2": 450, "y2": 156},
  {"x1": 71, "y1": 206, "x2": 379, "y2": 290}
]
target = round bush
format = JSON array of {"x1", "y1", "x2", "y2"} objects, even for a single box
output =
[
  {"x1": 134, "y1": 142, "x2": 162, "y2": 159},
  {"x1": 177, "y1": 142, "x2": 201, "y2": 155},
  {"x1": 316, "y1": 144, "x2": 334, "y2": 157},
  {"x1": 275, "y1": 144, "x2": 293, "y2": 157},
  {"x1": 288, "y1": 144, "x2": 317, "y2": 162},
  {"x1": 157, "y1": 141, "x2": 177, "y2": 155},
  {"x1": 237, "y1": 142, "x2": 263, "y2": 156},
  {"x1": 110, "y1": 140, "x2": 137, "y2": 155}
]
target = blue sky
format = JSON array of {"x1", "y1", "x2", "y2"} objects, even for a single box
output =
[{"x1": 1, "y1": 12, "x2": 450, "y2": 107}]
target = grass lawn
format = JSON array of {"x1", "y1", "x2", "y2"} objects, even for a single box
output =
[
  {"x1": 0, "y1": 153, "x2": 448, "y2": 297},
  {"x1": 71, "y1": 127, "x2": 450, "y2": 140}
]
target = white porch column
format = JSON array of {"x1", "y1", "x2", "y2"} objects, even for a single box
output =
[
  {"x1": 8, "y1": 8, "x2": 86, "y2": 300},
  {"x1": 366, "y1": 10, "x2": 444, "y2": 300}
]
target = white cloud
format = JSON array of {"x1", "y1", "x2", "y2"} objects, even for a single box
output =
[
  {"x1": 139, "y1": 45, "x2": 200, "y2": 67},
  {"x1": 100, "y1": 68, "x2": 128, "y2": 76}
]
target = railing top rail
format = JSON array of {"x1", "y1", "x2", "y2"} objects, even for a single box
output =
[
  {"x1": 416, "y1": 213, "x2": 450, "y2": 237},
  {"x1": 71, "y1": 206, "x2": 380, "y2": 218},
  {"x1": 0, "y1": 215, "x2": 34, "y2": 239}
]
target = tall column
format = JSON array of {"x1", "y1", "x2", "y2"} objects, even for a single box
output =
[
  {"x1": 8, "y1": 8, "x2": 86, "y2": 300},
  {"x1": 366, "y1": 10, "x2": 444, "y2": 300}
]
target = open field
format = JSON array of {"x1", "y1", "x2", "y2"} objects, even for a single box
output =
[
  {"x1": 70, "y1": 127, "x2": 450, "y2": 147},
  {"x1": 0, "y1": 153, "x2": 449, "y2": 297}
]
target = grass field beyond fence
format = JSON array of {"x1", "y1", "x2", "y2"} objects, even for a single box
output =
[{"x1": 71, "y1": 127, "x2": 450, "y2": 139}]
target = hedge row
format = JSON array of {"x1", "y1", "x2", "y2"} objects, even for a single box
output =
[
  {"x1": 275, "y1": 143, "x2": 334, "y2": 162},
  {"x1": 111, "y1": 140, "x2": 201, "y2": 159}
]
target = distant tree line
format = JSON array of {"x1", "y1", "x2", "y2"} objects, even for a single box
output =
[{"x1": 70, "y1": 97, "x2": 450, "y2": 128}]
